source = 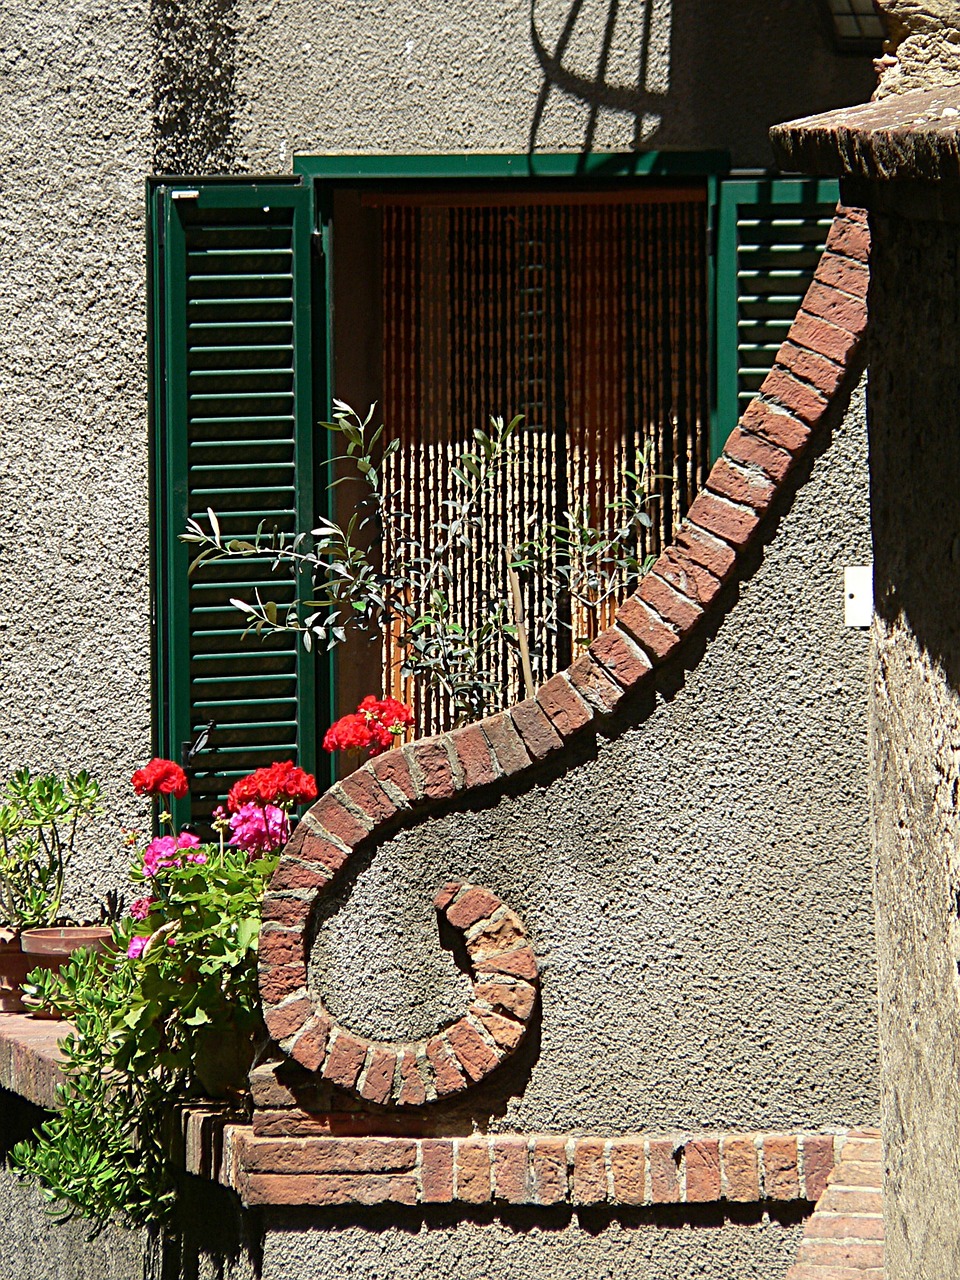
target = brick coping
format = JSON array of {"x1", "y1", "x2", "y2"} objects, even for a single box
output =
[
  {"x1": 186, "y1": 1120, "x2": 879, "y2": 1211},
  {"x1": 260, "y1": 203, "x2": 871, "y2": 1099},
  {"x1": 786, "y1": 1131, "x2": 883, "y2": 1280}
]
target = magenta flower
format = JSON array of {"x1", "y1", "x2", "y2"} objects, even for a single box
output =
[
  {"x1": 129, "y1": 896, "x2": 155, "y2": 921},
  {"x1": 127, "y1": 935, "x2": 148, "y2": 960},
  {"x1": 142, "y1": 831, "x2": 201, "y2": 877},
  {"x1": 227, "y1": 802, "x2": 289, "y2": 855}
]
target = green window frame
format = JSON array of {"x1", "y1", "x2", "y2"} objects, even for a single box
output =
[{"x1": 148, "y1": 157, "x2": 838, "y2": 819}]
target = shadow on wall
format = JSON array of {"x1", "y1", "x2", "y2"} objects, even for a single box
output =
[
  {"x1": 528, "y1": 0, "x2": 877, "y2": 163},
  {"x1": 151, "y1": 0, "x2": 241, "y2": 175}
]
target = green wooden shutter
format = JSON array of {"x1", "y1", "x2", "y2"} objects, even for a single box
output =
[
  {"x1": 149, "y1": 181, "x2": 323, "y2": 824},
  {"x1": 713, "y1": 178, "x2": 839, "y2": 459}
]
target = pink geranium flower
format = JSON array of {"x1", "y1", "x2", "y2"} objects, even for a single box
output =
[
  {"x1": 127, "y1": 935, "x2": 148, "y2": 960},
  {"x1": 129, "y1": 896, "x2": 155, "y2": 921},
  {"x1": 227, "y1": 802, "x2": 289, "y2": 855},
  {"x1": 142, "y1": 831, "x2": 202, "y2": 877}
]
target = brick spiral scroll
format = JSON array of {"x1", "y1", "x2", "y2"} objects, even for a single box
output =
[
  {"x1": 260, "y1": 204, "x2": 870, "y2": 1104},
  {"x1": 260, "y1": 875, "x2": 539, "y2": 1105}
]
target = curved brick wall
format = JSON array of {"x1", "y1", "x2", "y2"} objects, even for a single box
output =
[{"x1": 259, "y1": 203, "x2": 870, "y2": 1101}]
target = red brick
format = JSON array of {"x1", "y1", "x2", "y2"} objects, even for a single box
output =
[
  {"x1": 566, "y1": 653, "x2": 624, "y2": 714},
  {"x1": 789, "y1": 309, "x2": 858, "y2": 366},
  {"x1": 239, "y1": 1171, "x2": 417, "y2": 1207},
  {"x1": 588, "y1": 626, "x2": 653, "y2": 691},
  {"x1": 649, "y1": 1139, "x2": 681, "y2": 1202},
  {"x1": 370, "y1": 748, "x2": 419, "y2": 803},
  {"x1": 260, "y1": 894, "x2": 312, "y2": 927},
  {"x1": 722, "y1": 1135, "x2": 759, "y2": 1201},
  {"x1": 447, "y1": 723, "x2": 499, "y2": 788},
  {"x1": 474, "y1": 947, "x2": 539, "y2": 982},
  {"x1": 723, "y1": 428, "x2": 794, "y2": 485},
  {"x1": 610, "y1": 1139, "x2": 646, "y2": 1205},
  {"x1": 797, "y1": 1241, "x2": 884, "y2": 1269},
  {"x1": 763, "y1": 1134, "x2": 799, "y2": 1200},
  {"x1": 535, "y1": 672, "x2": 593, "y2": 737},
  {"x1": 839, "y1": 1134, "x2": 882, "y2": 1161},
  {"x1": 472, "y1": 1007, "x2": 525, "y2": 1051},
  {"x1": 510, "y1": 698, "x2": 564, "y2": 761},
  {"x1": 466, "y1": 910, "x2": 526, "y2": 959},
  {"x1": 480, "y1": 713, "x2": 533, "y2": 775},
  {"x1": 572, "y1": 1138, "x2": 607, "y2": 1205},
  {"x1": 290, "y1": 1013, "x2": 332, "y2": 1073},
  {"x1": 425, "y1": 1035, "x2": 467, "y2": 1095},
  {"x1": 493, "y1": 1137, "x2": 529, "y2": 1203},
  {"x1": 455, "y1": 1137, "x2": 491, "y2": 1203},
  {"x1": 685, "y1": 490, "x2": 761, "y2": 550},
  {"x1": 410, "y1": 738, "x2": 457, "y2": 801},
  {"x1": 268, "y1": 857, "x2": 333, "y2": 892},
  {"x1": 474, "y1": 979, "x2": 537, "y2": 1019},
  {"x1": 651, "y1": 546, "x2": 723, "y2": 608},
  {"x1": 358, "y1": 1045, "x2": 397, "y2": 1107},
  {"x1": 321, "y1": 1030, "x2": 368, "y2": 1090},
  {"x1": 638, "y1": 572, "x2": 703, "y2": 633},
  {"x1": 816, "y1": 250, "x2": 869, "y2": 299},
  {"x1": 824, "y1": 212, "x2": 870, "y2": 263},
  {"x1": 674, "y1": 523, "x2": 737, "y2": 582},
  {"x1": 433, "y1": 881, "x2": 464, "y2": 911},
  {"x1": 297, "y1": 825, "x2": 351, "y2": 874},
  {"x1": 832, "y1": 1159, "x2": 883, "y2": 1187},
  {"x1": 260, "y1": 963, "x2": 308, "y2": 1005},
  {"x1": 685, "y1": 1138, "x2": 721, "y2": 1202},
  {"x1": 395, "y1": 1047, "x2": 427, "y2": 1107},
  {"x1": 617, "y1": 596, "x2": 681, "y2": 661},
  {"x1": 531, "y1": 1137, "x2": 568, "y2": 1205},
  {"x1": 310, "y1": 794, "x2": 371, "y2": 849},
  {"x1": 801, "y1": 279, "x2": 867, "y2": 337},
  {"x1": 421, "y1": 1139, "x2": 455, "y2": 1202},
  {"x1": 762, "y1": 368, "x2": 829, "y2": 428},
  {"x1": 801, "y1": 1134, "x2": 835, "y2": 1202},
  {"x1": 444, "y1": 1019, "x2": 501, "y2": 1081},
  {"x1": 264, "y1": 997, "x2": 313, "y2": 1044},
  {"x1": 817, "y1": 1186, "x2": 883, "y2": 1214},
  {"x1": 706, "y1": 456, "x2": 777, "y2": 512},
  {"x1": 778, "y1": 341, "x2": 846, "y2": 399},
  {"x1": 239, "y1": 1135, "x2": 418, "y2": 1174},
  {"x1": 740, "y1": 398, "x2": 812, "y2": 455},
  {"x1": 258, "y1": 928, "x2": 301, "y2": 967},
  {"x1": 806, "y1": 1212, "x2": 884, "y2": 1240},
  {"x1": 337, "y1": 766, "x2": 400, "y2": 826},
  {"x1": 446, "y1": 886, "x2": 501, "y2": 929}
]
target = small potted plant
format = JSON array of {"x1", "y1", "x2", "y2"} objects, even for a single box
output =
[{"x1": 0, "y1": 768, "x2": 110, "y2": 1010}]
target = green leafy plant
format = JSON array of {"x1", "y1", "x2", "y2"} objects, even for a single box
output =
[
  {"x1": 183, "y1": 403, "x2": 659, "y2": 727},
  {"x1": 11, "y1": 756, "x2": 315, "y2": 1232},
  {"x1": 0, "y1": 769, "x2": 101, "y2": 929}
]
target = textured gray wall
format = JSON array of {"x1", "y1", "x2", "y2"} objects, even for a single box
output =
[
  {"x1": 264, "y1": 1211, "x2": 804, "y2": 1280},
  {"x1": 868, "y1": 205, "x2": 960, "y2": 1280},
  {"x1": 312, "y1": 383, "x2": 877, "y2": 1138}
]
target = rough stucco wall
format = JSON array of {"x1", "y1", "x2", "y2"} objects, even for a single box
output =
[
  {"x1": 0, "y1": 0, "x2": 153, "y2": 919},
  {"x1": 875, "y1": 0, "x2": 960, "y2": 97},
  {"x1": 868, "y1": 207, "x2": 960, "y2": 1280},
  {"x1": 234, "y1": 0, "x2": 874, "y2": 170},
  {"x1": 264, "y1": 1211, "x2": 804, "y2": 1280},
  {"x1": 311, "y1": 383, "x2": 876, "y2": 1139}
]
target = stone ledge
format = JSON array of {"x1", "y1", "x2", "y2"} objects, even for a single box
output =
[
  {"x1": 0, "y1": 1012, "x2": 68, "y2": 1111},
  {"x1": 771, "y1": 85, "x2": 960, "y2": 182}
]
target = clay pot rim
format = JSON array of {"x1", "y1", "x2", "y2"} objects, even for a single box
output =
[{"x1": 21, "y1": 926, "x2": 115, "y2": 956}]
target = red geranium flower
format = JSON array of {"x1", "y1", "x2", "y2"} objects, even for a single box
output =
[
  {"x1": 131, "y1": 758, "x2": 189, "y2": 799},
  {"x1": 323, "y1": 695, "x2": 414, "y2": 757},
  {"x1": 226, "y1": 761, "x2": 317, "y2": 813}
]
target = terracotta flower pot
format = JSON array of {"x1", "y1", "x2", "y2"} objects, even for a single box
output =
[
  {"x1": 20, "y1": 927, "x2": 115, "y2": 1019},
  {"x1": 0, "y1": 928, "x2": 32, "y2": 1013}
]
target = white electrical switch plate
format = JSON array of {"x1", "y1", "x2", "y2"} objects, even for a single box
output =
[{"x1": 844, "y1": 565, "x2": 873, "y2": 627}]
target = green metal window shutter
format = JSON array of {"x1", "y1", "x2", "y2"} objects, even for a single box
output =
[
  {"x1": 713, "y1": 178, "x2": 840, "y2": 459},
  {"x1": 149, "y1": 181, "x2": 323, "y2": 823}
]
